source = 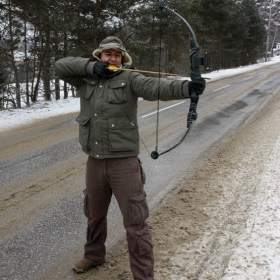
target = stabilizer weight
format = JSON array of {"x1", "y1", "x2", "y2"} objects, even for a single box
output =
[{"x1": 151, "y1": 151, "x2": 159, "y2": 160}]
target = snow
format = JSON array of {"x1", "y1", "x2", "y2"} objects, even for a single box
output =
[
  {"x1": 222, "y1": 135, "x2": 280, "y2": 280},
  {"x1": 0, "y1": 96, "x2": 80, "y2": 132}
]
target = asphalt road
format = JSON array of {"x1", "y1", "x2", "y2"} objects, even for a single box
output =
[{"x1": 0, "y1": 62, "x2": 280, "y2": 280}]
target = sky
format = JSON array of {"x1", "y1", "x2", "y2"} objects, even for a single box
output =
[{"x1": 1, "y1": 56, "x2": 280, "y2": 133}]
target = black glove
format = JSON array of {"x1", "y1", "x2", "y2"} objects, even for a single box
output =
[
  {"x1": 188, "y1": 79, "x2": 206, "y2": 96},
  {"x1": 93, "y1": 61, "x2": 110, "y2": 77}
]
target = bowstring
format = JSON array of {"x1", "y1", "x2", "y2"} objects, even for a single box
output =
[{"x1": 154, "y1": 6, "x2": 164, "y2": 155}]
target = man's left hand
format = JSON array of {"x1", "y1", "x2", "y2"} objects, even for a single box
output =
[{"x1": 188, "y1": 79, "x2": 206, "y2": 96}]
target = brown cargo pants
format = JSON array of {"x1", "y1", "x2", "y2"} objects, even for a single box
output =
[{"x1": 82, "y1": 156, "x2": 154, "y2": 280}]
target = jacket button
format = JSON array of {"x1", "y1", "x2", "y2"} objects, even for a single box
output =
[
  {"x1": 95, "y1": 142, "x2": 98, "y2": 145},
  {"x1": 96, "y1": 155, "x2": 99, "y2": 158},
  {"x1": 112, "y1": 124, "x2": 114, "y2": 127},
  {"x1": 94, "y1": 113, "x2": 97, "y2": 116},
  {"x1": 100, "y1": 85, "x2": 102, "y2": 88}
]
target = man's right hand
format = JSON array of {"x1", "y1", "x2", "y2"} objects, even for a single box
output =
[{"x1": 93, "y1": 61, "x2": 109, "y2": 77}]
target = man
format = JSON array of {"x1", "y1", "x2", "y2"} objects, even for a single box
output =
[{"x1": 54, "y1": 36, "x2": 205, "y2": 280}]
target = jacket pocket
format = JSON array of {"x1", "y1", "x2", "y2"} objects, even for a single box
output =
[
  {"x1": 82, "y1": 79, "x2": 98, "y2": 99},
  {"x1": 76, "y1": 114, "x2": 91, "y2": 150},
  {"x1": 129, "y1": 191, "x2": 149, "y2": 225},
  {"x1": 108, "y1": 117, "x2": 138, "y2": 151},
  {"x1": 108, "y1": 80, "x2": 127, "y2": 103}
]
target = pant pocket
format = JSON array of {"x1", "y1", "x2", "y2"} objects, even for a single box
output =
[
  {"x1": 134, "y1": 226, "x2": 153, "y2": 255},
  {"x1": 129, "y1": 191, "x2": 149, "y2": 224},
  {"x1": 76, "y1": 114, "x2": 91, "y2": 150}
]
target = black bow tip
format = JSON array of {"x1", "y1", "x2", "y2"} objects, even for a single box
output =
[
  {"x1": 151, "y1": 151, "x2": 159, "y2": 160},
  {"x1": 155, "y1": 1, "x2": 165, "y2": 11}
]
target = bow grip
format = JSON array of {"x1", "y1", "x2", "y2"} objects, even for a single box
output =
[
  {"x1": 187, "y1": 45, "x2": 201, "y2": 128},
  {"x1": 187, "y1": 93, "x2": 199, "y2": 128}
]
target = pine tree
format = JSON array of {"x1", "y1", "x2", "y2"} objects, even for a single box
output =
[{"x1": 241, "y1": 0, "x2": 266, "y2": 64}]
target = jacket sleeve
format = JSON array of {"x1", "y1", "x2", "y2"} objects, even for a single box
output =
[
  {"x1": 54, "y1": 57, "x2": 91, "y2": 89},
  {"x1": 129, "y1": 72, "x2": 189, "y2": 101}
]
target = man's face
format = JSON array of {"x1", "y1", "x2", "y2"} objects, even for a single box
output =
[{"x1": 100, "y1": 49, "x2": 122, "y2": 68}]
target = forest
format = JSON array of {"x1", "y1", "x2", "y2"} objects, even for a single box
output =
[{"x1": 0, "y1": 0, "x2": 279, "y2": 109}]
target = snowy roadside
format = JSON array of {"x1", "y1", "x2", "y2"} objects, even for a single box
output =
[
  {"x1": 222, "y1": 134, "x2": 280, "y2": 280},
  {"x1": 1, "y1": 57, "x2": 280, "y2": 133},
  {"x1": 0, "y1": 97, "x2": 80, "y2": 132}
]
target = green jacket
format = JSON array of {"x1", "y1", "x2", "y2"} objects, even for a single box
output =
[{"x1": 54, "y1": 57, "x2": 188, "y2": 159}]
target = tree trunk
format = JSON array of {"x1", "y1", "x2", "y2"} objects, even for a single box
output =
[
  {"x1": 63, "y1": 28, "x2": 68, "y2": 99},
  {"x1": 24, "y1": 20, "x2": 30, "y2": 107},
  {"x1": 54, "y1": 11, "x2": 60, "y2": 100},
  {"x1": 43, "y1": 29, "x2": 51, "y2": 101},
  {"x1": 8, "y1": 0, "x2": 21, "y2": 108}
]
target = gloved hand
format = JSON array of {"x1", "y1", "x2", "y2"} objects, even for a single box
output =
[
  {"x1": 93, "y1": 61, "x2": 109, "y2": 77},
  {"x1": 188, "y1": 79, "x2": 206, "y2": 96}
]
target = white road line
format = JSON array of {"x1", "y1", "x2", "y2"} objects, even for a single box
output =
[
  {"x1": 243, "y1": 77, "x2": 251, "y2": 81},
  {"x1": 141, "y1": 101, "x2": 187, "y2": 118},
  {"x1": 213, "y1": 85, "x2": 230, "y2": 92}
]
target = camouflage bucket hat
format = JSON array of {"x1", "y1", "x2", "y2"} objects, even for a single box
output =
[{"x1": 92, "y1": 36, "x2": 132, "y2": 65}]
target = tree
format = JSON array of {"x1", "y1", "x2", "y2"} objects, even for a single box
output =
[
  {"x1": 240, "y1": 0, "x2": 266, "y2": 65},
  {"x1": 0, "y1": 0, "x2": 270, "y2": 109},
  {"x1": 256, "y1": 0, "x2": 280, "y2": 59},
  {"x1": 122, "y1": 0, "x2": 194, "y2": 75},
  {"x1": 9, "y1": 0, "x2": 140, "y2": 101},
  {"x1": 6, "y1": 0, "x2": 22, "y2": 108},
  {"x1": 191, "y1": 0, "x2": 266, "y2": 69}
]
